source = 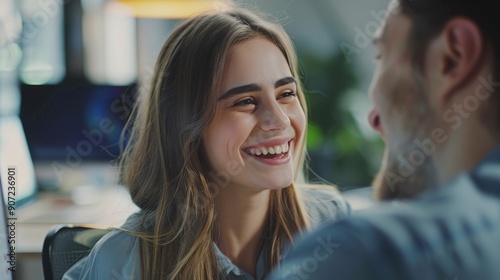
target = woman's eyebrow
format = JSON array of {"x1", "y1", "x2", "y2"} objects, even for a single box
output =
[
  {"x1": 218, "y1": 84, "x2": 262, "y2": 101},
  {"x1": 275, "y1": 76, "x2": 296, "y2": 88},
  {"x1": 218, "y1": 76, "x2": 297, "y2": 102}
]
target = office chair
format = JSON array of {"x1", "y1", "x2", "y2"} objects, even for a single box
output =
[{"x1": 42, "y1": 225, "x2": 111, "y2": 280}]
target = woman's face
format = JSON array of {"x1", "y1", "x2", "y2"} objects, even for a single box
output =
[{"x1": 203, "y1": 37, "x2": 306, "y2": 193}]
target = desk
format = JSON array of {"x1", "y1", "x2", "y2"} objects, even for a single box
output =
[{"x1": 16, "y1": 186, "x2": 139, "y2": 280}]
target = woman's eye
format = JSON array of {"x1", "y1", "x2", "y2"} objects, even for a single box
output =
[
  {"x1": 233, "y1": 98, "x2": 256, "y2": 107},
  {"x1": 279, "y1": 90, "x2": 297, "y2": 99}
]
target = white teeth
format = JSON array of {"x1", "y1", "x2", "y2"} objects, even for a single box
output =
[
  {"x1": 247, "y1": 142, "x2": 290, "y2": 156},
  {"x1": 275, "y1": 146, "x2": 282, "y2": 154},
  {"x1": 282, "y1": 144, "x2": 288, "y2": 153}
]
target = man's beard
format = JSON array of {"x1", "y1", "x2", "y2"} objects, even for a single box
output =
[
  {"x1": 373, "y1": 144, "x2": 438, "y2": 201},
  {"x1": 372, "y1": 84, "x2": 439, "y2": 201}
]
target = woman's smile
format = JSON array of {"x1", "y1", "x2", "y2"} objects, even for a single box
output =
[{"x1": 243, "y1": 138, "x2": 293, "y2": 166}]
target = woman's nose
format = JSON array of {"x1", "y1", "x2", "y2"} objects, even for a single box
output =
[{"x1": 259, "y1": 103, "x2": 290, "y2": 132}]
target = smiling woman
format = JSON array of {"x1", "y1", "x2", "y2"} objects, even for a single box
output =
[
  {"x1": 62, "y1": 7, "x2": 349, "y2": 280},
  {"x1": 204, "y1": 38, "x2": 305, "y2": 192}
]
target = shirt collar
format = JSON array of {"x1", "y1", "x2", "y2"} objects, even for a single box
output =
[
  {"x1": 471, "y1": 145, "x2": 500, "y2": 196},
  {"x1": 213, "y1": 242, "x2": 263, "y2": 279},
  {"x1": 213, "y1": 241, "x2": 284, "y2": 280}
]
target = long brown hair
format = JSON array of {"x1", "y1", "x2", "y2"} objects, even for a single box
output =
[{"x1": 119, "y1": 8, "x2": 311, "y2": 279}]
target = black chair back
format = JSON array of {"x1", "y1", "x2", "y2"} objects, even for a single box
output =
[{"x1": 42, "y1": 225, "x2": 111, "y2": 280}]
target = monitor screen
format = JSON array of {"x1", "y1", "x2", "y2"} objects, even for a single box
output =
[{"x1": 20, "y1": 82, "x2": 136, "y2": 162}]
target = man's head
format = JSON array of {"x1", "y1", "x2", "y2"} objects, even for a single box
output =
[{"x1": 369, "y1": 0, "x2": 500, "y2": 200}]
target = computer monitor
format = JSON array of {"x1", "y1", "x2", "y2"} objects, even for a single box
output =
[
  {"x1": 20, "y1": 82, "x2": 136, "y2": 161},
  {"x1": 19, "y1": 81, "x2": 136, "y2": 189}
]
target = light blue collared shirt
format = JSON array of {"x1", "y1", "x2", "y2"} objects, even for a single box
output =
[{"x1": 63, "y1": 188, "x2": 350, "y2": 280}]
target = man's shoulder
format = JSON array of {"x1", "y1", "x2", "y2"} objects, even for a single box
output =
[
  {"x1": 325, "y1": 174, "x2": 499, "y2": 246},
  {"x1": 354, "y1": 173, "x2": 500, "y2": 224},
  {"x1": 299, "y1": 185, "x2": 351, "y2": 224},
  {"x1": 272, "y1": 175, "x2": 500, "y2": 280}
]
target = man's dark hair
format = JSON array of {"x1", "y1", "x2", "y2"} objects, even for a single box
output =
[
  {"x1": 399, "y1": 0, "x2": 499, "y2": 65},
  {"x1": 398, "y1": 0, "x2": 500, "y2": 121}
]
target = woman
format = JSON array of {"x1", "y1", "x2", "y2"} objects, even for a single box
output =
[{"x1": 64, "y1": 7, "x2": 349, "y2": 280}]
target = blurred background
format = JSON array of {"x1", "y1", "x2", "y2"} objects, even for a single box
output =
[
  {"x1": 1, "y1": 0, "x2": 389, "y2": 194},
  {"x1": 1, "y1": 0, "x2": 391, "y2": 278}
]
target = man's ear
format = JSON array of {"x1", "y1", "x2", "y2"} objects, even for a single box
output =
[{"x1": 426, "y1": 18, "x2": 484, "y2": 102}]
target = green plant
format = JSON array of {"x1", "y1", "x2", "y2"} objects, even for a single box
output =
[{"x1": 299, "y1": 51, "x2": 382, "y2": 189}]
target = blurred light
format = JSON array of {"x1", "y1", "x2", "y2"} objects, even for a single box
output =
[
  {"x1": 113, "y1": 0, "x2": 233, "y2": 19},
  {"x1": 0, "y1": 116, "x2": 37, "y2": 205},
  {"x1": 0, "y1": 0, "x2": 22, "y2": 48},
  {"x1": 83, "y1": 0, "x2": 137, "y2": 85},
  {"x1": 19, "y1": 0, "x2": 65, "y2": 85},
  {"x1": 104, "y1": 6, "x2": 137, "y2": 84},
  {"x1": 0, "y1": 43, "x2": 22, "y2": 72},
  {"x1": 20, "y1": 62, "x2": 54, "y2": 85},
  {"x1": 0, "y1": 81, "x2": 20, "y2": 115}
]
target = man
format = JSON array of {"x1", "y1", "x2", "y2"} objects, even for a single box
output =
[{"x1": 268, "y1": 0, "x2": 500, "y2": 279}]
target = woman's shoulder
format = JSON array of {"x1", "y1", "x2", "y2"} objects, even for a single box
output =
[
  {"x1": 297, "y1": 184, "x2": 351, "y2": 227},
  {"x1": 63, "y1": 215, "x2": 142, "y2": 279},
  {"x1": 92, "y1": 212, "x2": 142, "y2": 254},
  {"x1": 93, "y1": 228, "x2": 139, "y2": 255}
]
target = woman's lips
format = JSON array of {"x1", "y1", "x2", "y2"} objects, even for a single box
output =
[
  {"x1": 246, "y1": 141, "x2": 289, "y2": 156},
  {"x1": 243, "y1": 140, "x2": 292, "y2": 166}
]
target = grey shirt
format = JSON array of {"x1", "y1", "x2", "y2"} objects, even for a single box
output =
[{"x1": 63, "y1": 188, "x2": 350, "y2": 280}]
